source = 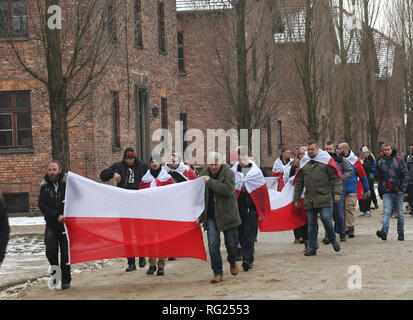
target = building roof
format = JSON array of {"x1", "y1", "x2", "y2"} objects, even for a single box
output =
[{"x1": 176, "y1": 0, "x2": 231, "y2": 12}]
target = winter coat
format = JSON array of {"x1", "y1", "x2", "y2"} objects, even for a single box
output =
[
  {"x1": 377, "y1": 149, "x2": 409, "y2": 193},
  {"x1": 100, "y1": 157, "x2": 149, "y2": 190},
  {"x1": 38, "y1": 172, "x2": 67, "y2": 229},
  {"x1": 404, "y1": 153, "x2": 413, "y2": 184},
  {"x1": 0, "y1": 198, "x2": 10, "y2": 264},
  {"x1": 329, "y1": 153, "x2": 354, "y2": 182},
  {"x1": 293, "y1": 160, "x2": 343, "y2": 210},
  {"x1": 198, "y1": 164, "x2": 241, "y2": 232}
]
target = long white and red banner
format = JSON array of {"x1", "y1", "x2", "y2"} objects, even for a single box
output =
[
  {"x1": 64, "y1": 172, "x2": 207, "y2": 264},
  {"x1": 232, "y1": 161, "x2": 307, "y2": 232}
]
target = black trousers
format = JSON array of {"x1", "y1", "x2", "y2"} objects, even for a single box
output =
[
  {"x1": 293, "y1": 224, "x2": 308, "y2": 240},
  {"x1": 359, "y1": 198, "x2": 369, "y2": 213},
  {"x1": 368, "y1": 179, "x2": 378, "y2": 208},
  {"x1": 408, "y1": 184, "x2": 413, "y2": 210},
  {"x1": 44, "y1": 224, "x2": 71, "y2": 284},
  {"x1": 238, "y1": 208, "x2": 258, "y2": 264}
]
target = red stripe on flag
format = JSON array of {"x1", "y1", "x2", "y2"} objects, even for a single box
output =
[
  {"x1": 257, "y1": 199, "x2": 307, "y2": 232},
  {"x1": 249, "y1": 184, "x2": 271, "y2": 221},
  {"x1": 65, "y1": 217, "x2": 207, "y2": 264},
  {"x1": 328, "y1": 157, "x2": 343, "y2": 179}
]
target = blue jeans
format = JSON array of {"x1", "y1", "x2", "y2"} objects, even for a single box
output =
[
  {"x1": 382, "y1": 193, "x2": 404, "y2": 233},
  {"x1": 307, "y1": 207, "x2": 336, "y2": 251},
  {"x1": 325, "y1": 192, "x2": 345, "y2": 238},
  {"x1": 206, "y1": 218, "x2": 239, "y2": 276}
]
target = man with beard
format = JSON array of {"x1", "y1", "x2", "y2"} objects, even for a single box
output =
[
  {"x1": 38, "y1": 160, "x2": 71, "y2": 289},
  {"x1": 100, "y1": 147, "x2": 149, "y2": 272}
]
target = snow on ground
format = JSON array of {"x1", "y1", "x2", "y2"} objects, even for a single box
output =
[{"x1": 8, "y1": 217, "x2": 45, "y2": 226}]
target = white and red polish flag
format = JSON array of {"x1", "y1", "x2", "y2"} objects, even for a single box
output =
[
  {"x1": 139, "y1": 168, "x2": 175, "y2": 188},
  {"x1": 163, "y1": 162, "x2": 198, "y2": 181},
  {"x1": 231, "y1": 161, "x2": 307, "y2": 232},
  {"x1": 293, "y1": 149, "x2": 343, "y2": 185},
  {"x1": 63, "y1": 172, "x2": 207, "y2": 264}
]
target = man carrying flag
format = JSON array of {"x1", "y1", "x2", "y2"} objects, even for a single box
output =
[
  {"x1": 338, "y1": 143, "x2": 370, "y2": 238},
  {"x1": 231, "y1": 147, "x2": 263, "y2": 272},
  {"x1": 293, "y1": 141, "x2": 343, "y2": 256}
]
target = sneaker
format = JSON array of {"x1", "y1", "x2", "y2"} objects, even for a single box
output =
[
  {"x1": 230, "y1": 262, "x2": 238, "y2": 276},
  {"x1": 138, "y1": 257, "x2": 146, "y2": 268},
  {"x1": 157, "y1": 268, "x2": 165, "y2": 276},
  {"x1": 365, "y1": 211, "x2": 371, "y2": 217},
  {"x1": 359, "y1": 212, "x2": 365, "y2": 217},
  {"x1": 322, "y1": 238, "x2": 330, "y2": 245},
  {"x1": 332, "y1": 241, "x2": 341, "y2": 252},
  {"x1": 398, "y1": 232, "x2": 404, "y2": 241},
  {"x1": 146, "y1": 266, "x2": 157, "y2": 275},
  {"x1": 125, "y1": 264, "x2": 137, "y2": 272},
  {"x1": 211, "y1": 275, "x2": 223, "y2": 283},
  {"x1": 348, "y1": 227, "x2": 355, "y2": 238},
  {"x1": 304, "y1": 249, "x2": 317, "y2": 256},
  {"x1": 376, "y1": 230, "x2": 387, "y2": 241},
  {"x1": 242, "y1": 261, "x2": 250, "y2": 272},
  {"x1": 61, "y1": 283, "x2": 70, "y2": 290},
  {"x1": 339, "y1": 233, "x2": 346, "y2": 242}
]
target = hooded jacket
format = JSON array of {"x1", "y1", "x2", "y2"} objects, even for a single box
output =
[
  {"x1": 100, "y1": 148, "x2": 149, "y2": 190},
  {"x1": 38, "y1": 172, "x2": 67, "y2": 227},
  {"x1": 376, "y1": 149, "x2": 409, "y2": 193}
]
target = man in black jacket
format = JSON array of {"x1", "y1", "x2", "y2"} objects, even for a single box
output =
[
  {"x1": 0, "y1": 197, "x2": 10, "y2": 268},
  {"x1": 404, "y1": 142, "x2": 413, "y2": 214},
  {"x1": 100, "y1": 147, "x2": 149, "y2": 272},
  {"x1": 38, "y1": 160, "x2": 71, "y2": 289}
]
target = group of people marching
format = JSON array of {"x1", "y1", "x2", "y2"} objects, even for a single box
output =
[{"x1": 0, "y1": 140, "x2": 412, "y2": 289}]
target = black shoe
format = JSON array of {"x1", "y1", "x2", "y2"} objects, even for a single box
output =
[
  {"x1": 146, "y1": 266, "x2": 157, "y2": 275},
  {"x1": 332, "y1": 241, "x2": 341, "y2": 252},
  {"x1": 398, "y1": 232, "x2": 404, "y2": 241},
  {"x1": 322, "y1": 238, "x2": 330, "y2": 245},
  {"x1": 303, "y1": 240, "x2": 309, "y2": 253},
  {"x1": 348, "y1": 227, "x2": 355, "y2": 238},
  {"x1": 157, "y1": 268, "x2": 165, "y2": 276},
  {"x1": 242, "y1": 261, "x2": 250, "y2": 272},
  {"x1": 61, "y1": 283, "x2": 70, "y2": 290},
  {"x1": 125, "y1": 264, "x2": 137, "y2": 272},
  {"x1": 339, "y1": 233, "x2": 346, "y2": 242},
  {"x1": 168, "y1": 258, "x2": 176, "y2": 261},
  {"x1": 304, "y1": 249, "x2": 317, "y2": 256},
  {"x1": 138, "y1": 258, "x2": 146, "y2": 268},
  {"x1": 376, "y1": 230, "x2": 387, "y2": 241}
]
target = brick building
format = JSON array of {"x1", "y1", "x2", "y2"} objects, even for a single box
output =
[
  {"x1": 0, "y1": 0, "x2": 406, "y2": 213},
  {"x1": 0, "y1": 0, "x2": 180, "y2": 213}
]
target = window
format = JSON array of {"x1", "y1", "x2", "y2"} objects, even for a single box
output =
[
  {"x1": 134, "y1": 0, "x2": 143, "y2": 47},
  {"x1": 0, "y1": 0, "x2": 27, "y2": 38},
  {"x1": 111, "y1": 91, "x2": 120, "y2": 148},
  {"x1": 0, "y1": 91, "x2": 32, "y2": 148},
  {"x1": 161, "y1": 97, "x2": 168, "y2": 129},
  {"x1": 158, "y1": 0, "x2": 166, "y2": 53},
  {"x1": 3, "y1": 193, "x2": 29, "y2": 213},
  {"x1": 267, "y1": 119, "x2": 272, "y2": 155},
  {"x1": 178, "y1": 31, "x2": 185, "y2": 73},
  {"x1": 180, "y1": 112, "x2": 187, "y2": 152},
  {"x1": 277, "y1": 120, "x2": 283, "y2": 146},
  {"x1": 107, "y1": 0, "x2": 117, "y2": 42}
]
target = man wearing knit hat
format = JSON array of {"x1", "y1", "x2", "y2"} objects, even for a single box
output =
[{"x1": 100, "y1": 147, "x2": 149, "y2": 272}]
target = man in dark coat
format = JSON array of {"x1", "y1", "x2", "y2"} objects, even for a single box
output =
[
  {"x1": 100, "y1": 147, "x2": 149, "y2": 272},
  {"x1": 38, "y1": 160, "x2": 71, "y2": 289},
  {"x1": 404, "y1": 142, "x2": 413, "y2": 215},
  {"x1": 0, "y1": 197, "x2": 10, "y2": 268}
]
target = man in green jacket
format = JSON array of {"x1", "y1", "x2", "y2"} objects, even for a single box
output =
[
  {"x1": 294, "y1": 141, "x2": 343, "y2": 256},
  {"x1": 199, "y1": 152, "x2": 241, "y2": 283}
]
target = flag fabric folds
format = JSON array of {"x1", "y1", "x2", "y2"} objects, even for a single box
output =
[
  {"x1": 64, "y1": 172, "x2": 207, "y2": 264},
  {"x1": 232, "y1": 161, "x2": 307, "y2": 232}
]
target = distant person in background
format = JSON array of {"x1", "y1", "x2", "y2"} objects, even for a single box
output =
[
  {"x1": 0, "y1": 197, "x2": 10, "y2": 268},
  {"x1": 404, "y1": 142, "x2": 413, "y2": 215},
  {"x1": 272, "y1": 148, "x2": 293, "y2": 191},
  {"x1": 361, "y1": 147, "x2": 378, "y2": 211},
  {"x1": 358, "y1": 151, "x2": 370, "y2": 217}
]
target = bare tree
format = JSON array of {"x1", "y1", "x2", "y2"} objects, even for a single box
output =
[{"x1": 1, "y1": 0, "x2": 127, "y2": 170}]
